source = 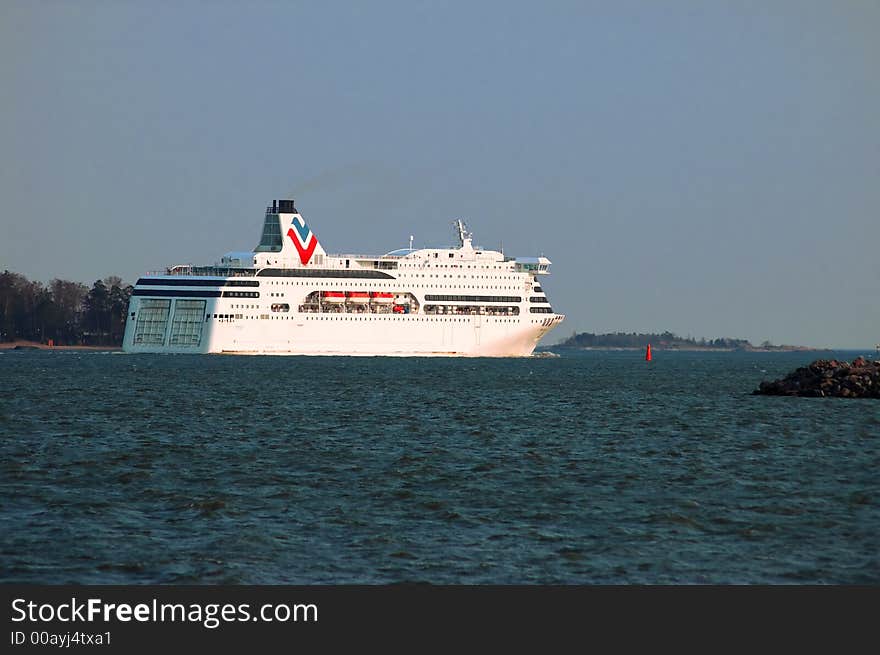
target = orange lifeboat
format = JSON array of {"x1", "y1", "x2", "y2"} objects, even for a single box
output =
[
  {"x1": 321, "y1": 291, "x2": 346, "y2": 304},
  {"x1": 370, "y1": 292, "x2": 394, "y2": 304},
  {"x1": 346, "y1": 291, "x2": 370, "y2": 304}
]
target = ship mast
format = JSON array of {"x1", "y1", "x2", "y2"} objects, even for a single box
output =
[{"x1": 454, "y1": 219, "x2": 472, "y2": 248}]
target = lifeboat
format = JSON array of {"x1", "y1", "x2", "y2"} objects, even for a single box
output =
[
  {"x1": 346, "y1": 291, "x2": 370, "y2": 303},
  {"x1": 370, "y1": 292, "x2": 394, "y2": 304},
  {"x1": 321, "y1": 291, "x2": 346, "y2": 304}
]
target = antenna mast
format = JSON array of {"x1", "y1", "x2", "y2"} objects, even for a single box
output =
[{"x1": 453, "y1": 219, "x2": 472, "y2": 248}]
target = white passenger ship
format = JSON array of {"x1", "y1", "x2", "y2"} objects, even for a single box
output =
[{"x1": 122, "y1": 199, "x2": 564, "y2": 356}]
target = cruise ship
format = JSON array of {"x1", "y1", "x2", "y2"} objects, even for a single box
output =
[{"x1": 122, "y1": 199, "x2": 564, "y2": 356}]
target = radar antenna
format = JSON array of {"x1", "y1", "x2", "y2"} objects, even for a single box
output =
[{"x1": 453, "y1": 219, "x2": 472, "y2": 248}]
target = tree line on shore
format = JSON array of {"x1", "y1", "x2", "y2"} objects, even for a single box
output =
[
  {"x1": 0, "y1": 271, "x2": 132, "y2": 346},
  {"x1": 558, "y1": 330, "x2": 756, "y2": 349}
]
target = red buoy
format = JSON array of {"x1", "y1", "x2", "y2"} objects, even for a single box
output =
[{"x1": 645, "y1": 343, "x2": 652, "y2": 361}]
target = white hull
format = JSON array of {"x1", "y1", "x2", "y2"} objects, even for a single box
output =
[{"x1": 123, "y1": 295, "x2": 562, "y2": 357}]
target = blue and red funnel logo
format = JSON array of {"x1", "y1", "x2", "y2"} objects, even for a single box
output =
[{"x1": 287, "y1": 216, "x2": 318, "y2": 265}]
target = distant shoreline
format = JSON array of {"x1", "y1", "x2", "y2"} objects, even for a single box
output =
[
  {"x1": 550, "y1": 346, "x2": 832, "y2": 353},
  {"x1": 0, "y1": 340, "x2": 121, "y2": 352},
  {"x1": 554, "y1": 330, "x2": 840, "y2": 353}
]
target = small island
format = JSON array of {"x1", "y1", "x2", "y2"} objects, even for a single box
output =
[{"x1": 555, "y1": 331, "x2": 817, "y2": 352}]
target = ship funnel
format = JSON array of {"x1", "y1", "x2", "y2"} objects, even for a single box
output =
[
  {"x1": 279, "y1": 199, "x2": 325, "y2": 265},
  {"x1": 254, "y1": 198, "x2": 325, "y2": 265},
  {"x1": 277, "y1": 199, "x2": 297, "y2": 214}
]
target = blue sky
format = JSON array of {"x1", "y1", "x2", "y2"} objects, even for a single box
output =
[{"x1": 1, "y1": 1, "x2": 878, "y2": 347}]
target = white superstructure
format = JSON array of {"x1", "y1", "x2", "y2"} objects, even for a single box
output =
[{"x1": 122, "y1": 199, "x2": 564, "y2": 356}]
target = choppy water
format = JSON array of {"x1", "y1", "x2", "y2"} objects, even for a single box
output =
[{"x1": 1, "y1": 349, "x2": 878, "y2": 584}]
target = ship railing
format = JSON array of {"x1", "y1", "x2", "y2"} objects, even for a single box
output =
[
  {"x1": 145, "y1": 266, "x2": 257, "y2": 278},
  {"x1": 326, "y1": 252, "x2": 408, "y2": 262}
]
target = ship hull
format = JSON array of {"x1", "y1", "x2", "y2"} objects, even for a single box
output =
[{"x1": 123, "y1": 294, "x2": 563, "y2": 357}]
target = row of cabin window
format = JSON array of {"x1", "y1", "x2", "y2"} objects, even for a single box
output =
[{"x1": 304, "y1": 316, "x2": 521, "y2": 323}]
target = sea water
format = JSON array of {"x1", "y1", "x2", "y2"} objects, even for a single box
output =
[{"x1": 1, "y1": 349, "x2": 877, "y2": 583}]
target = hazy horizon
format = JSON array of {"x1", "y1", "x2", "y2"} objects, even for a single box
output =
[{"x1": 2, "y1": 1, "x2": 878, "y2": 348}]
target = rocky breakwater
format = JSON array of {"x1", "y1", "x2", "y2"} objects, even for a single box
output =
[{"x1": 754, "y1": 357, "x2": 880, "y2": 398}]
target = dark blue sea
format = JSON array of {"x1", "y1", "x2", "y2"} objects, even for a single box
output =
[{"x1": 1, "y1": 349, "x2": 878, "y2": 584}]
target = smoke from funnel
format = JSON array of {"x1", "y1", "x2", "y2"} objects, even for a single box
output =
[{"x1": 289, "y1": 163, "x2": 380, "y2": 197}]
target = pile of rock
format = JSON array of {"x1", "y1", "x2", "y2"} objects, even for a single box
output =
[{"x1": 754, "y1": 357, "x2": 880, "y2": 398}]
